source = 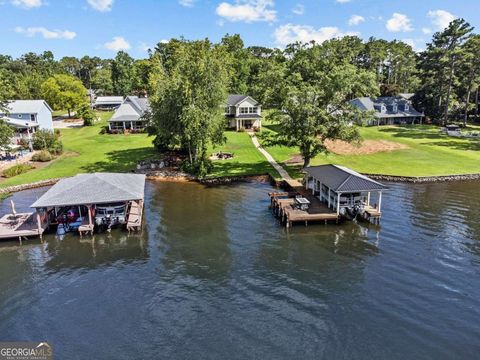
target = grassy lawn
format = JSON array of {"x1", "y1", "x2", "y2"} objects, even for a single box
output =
[
  {"x1": 208, "y1": 131, "x2": 279, "y2": 179},
  {"x1": 261, "y1": 120, "x2": 480, "y2": 178},
  {"x1": 0, "y1": 112, "x2": 156, "y2": 187}
]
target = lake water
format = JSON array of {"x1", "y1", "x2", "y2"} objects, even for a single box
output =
[{"x1": 0, "y1": 180, "x2": 479, "y2": 359}]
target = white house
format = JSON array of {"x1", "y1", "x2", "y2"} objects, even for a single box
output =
[
  {"x1": 225, "y1": 95, "x2": 262, "y2": 131},
  {"x1": 108, "y1": 96, "x2": 150, "y2": 132},
  {"x1": 0, "y1": 100, "x2": 54, "y2": 149}
]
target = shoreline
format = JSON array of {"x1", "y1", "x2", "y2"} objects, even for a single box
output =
[{"x1": 1, "y1": 171, "x2": 479, "y2": 196}]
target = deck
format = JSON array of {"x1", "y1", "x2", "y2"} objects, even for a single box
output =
[
  {"x1": 126, "y1": 200, "x2": 143, "y2": 232},
  {"x1": 0, "y1": 213, "x2": 47, "y2": 241},
  {"x1": 269, "y1": 182, "x2": 339, "y2": 227}
]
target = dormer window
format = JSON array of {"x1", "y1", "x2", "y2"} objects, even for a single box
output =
[
  {"x1": 30, "y1": 114, "x2": 35, "y2": 121},
  {"x1": 404, "y1": 104, "x2": 409, "y2": 111}
]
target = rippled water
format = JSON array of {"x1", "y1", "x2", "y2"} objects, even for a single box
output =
[{"x1": 0, "y1": 180, "x2": 479, "y2": 359}]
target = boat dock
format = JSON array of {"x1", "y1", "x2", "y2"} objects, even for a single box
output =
[
  {"x1": 126, "y1": 200, "x2": 143, "y2": 232},
  {"x1": 0, "y1": 212, "x2": 48, "y2": 243},
  {"x1": 269, "y1": 165, "x2": 387, "y2": 227}
]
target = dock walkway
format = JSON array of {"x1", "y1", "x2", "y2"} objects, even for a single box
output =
[
  {"x1": 0, "y1": 213, "x2": 47, "y2": 241},
  {"x1": 127, "y1": 201, "x2": 143, "y2": 232}
]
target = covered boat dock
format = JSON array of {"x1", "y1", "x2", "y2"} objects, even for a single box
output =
[{"x1": 30, "y1": 172, "x2": 146, "y2": 237}]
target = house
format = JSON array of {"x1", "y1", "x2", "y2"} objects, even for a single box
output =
[
  {"x1": 351, "y1": 96, "x2": 424, "y2": 126},
  {"x1": 304, "y1": 164, "x2": 387, "y2": 216},
  {"x1": 0, "y1": 100, "x2": 54, "y2": 149},
  {"x1": 93, "y1": 96, "x2": 124, "y2": 110},
  {"x1": 108, "y1": 96, "x2": 150, "y2": 132},
  {"x1": 225, "y1": 95, "x2": 262, "y2": 131}
]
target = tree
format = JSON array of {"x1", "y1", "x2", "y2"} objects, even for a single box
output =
[
  {"x1": 40, "y1": 74, "x2": 88, "y2": 117},
  {"x1": 111, "y1": 51, "x2": 134, "y2": 96},
  {"x1": 459, "y1": 35, "x2": 480, "y2": 125},
  {"x1": 0, "y1": 120, "x2": 14, "y2": 152},
  {"x1": 266, "y1": 40, "x2": 378, "y2": 167},
  {"x1": 148, "y1": 39, "x2": 229, "y2": 176},
  {"x1": 417, "y1": 19, "x2": 473, "y2": 123}
]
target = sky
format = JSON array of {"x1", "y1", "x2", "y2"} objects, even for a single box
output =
[{"x1": 0, "y1": 0, "x2": 479, "y2": 59}]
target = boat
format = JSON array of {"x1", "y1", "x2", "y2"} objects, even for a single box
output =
[{"x1": 95, "y1": 202, "x2": 127, "y2": 230}]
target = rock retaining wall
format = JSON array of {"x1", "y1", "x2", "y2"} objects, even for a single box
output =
[
  {"x1": 0, "y1": 178, "x2": 60, "y2": 194},
  {"x1": 365, "y1": 173, "x2": 480, "y2": 183}
]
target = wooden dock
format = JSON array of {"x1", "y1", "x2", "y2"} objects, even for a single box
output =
[
  {"x1": 0, "y1": 213, "x2": 47, "y2": 242},
  {"x1": 269, "y1": 183, "x2": 339, "y2": 227},
  {"x1": 126, "y1": 200, "x2": 143, "y2": 232}
]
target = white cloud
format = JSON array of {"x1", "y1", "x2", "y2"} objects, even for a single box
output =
[
  {"x1": 11, "y1": 0, "x2": 43, "y2": 9},
  {"x1": 427, "y1": 10, "x2": 456, "y2": 31},
  {"x1": 336, "y1": 0, "x2": 351, "y2": 3},
  {"x1": 87, "y1": 0, "x2": 113, "y2": 12},
  {"x1": 138, "y1": 42, "x2": 152, "y2": 52},
  {"x1": 104, "y1": 36, "x2": 130, "y2": 51},
  {"x1": 422, "y1": 27, "x2": 432, "y2": 34},
  {"x1": 401, "y1": 38, "x2": 424, "y2": 52},
  {"x1": 292, "y1": 4, "x2": 304, "y2": 15},
  {"x1": 216, "y1": 0, "x2": 276, "y2": 23},
  {"x1": 348, "y1": 15, "x2": 365, "y2": 26},
  {"x1": 179, "y1": 0, "x2": 194, "y2": 7},
  {"x1": 15, "y1": 26, "x2": 76, "y2": 39},
  {"x1": 386, "y1": 13, "x2": 413, "y2": 32},
  {"x1": 274, "y1": 23, "x2": 358, "y2": 46}
]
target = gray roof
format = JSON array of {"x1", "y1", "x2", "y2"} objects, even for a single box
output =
[
  {"x1": 351, "y1": 97, "x2": 423, "y2": 118},
  {"x1": 236, "y1": 114, "x2": 262, "y2": 119},
  {"x1": 3, "y1": 100, "x2": 52, "y2": 114},
  {"x1": 304, "y1": 164, "x2": 387, "y2": 192},
  {"x1": 109, "y1": 96, "x2": 150, "y2": 122},
  {"x1": 31, "y1": 173, "x2": 146, "y2": 208},
  {"x1": 226, "y1": 95, "x2": 259, "y2": 106},
  {"x1": 94, "y1": 96, "x2": 124, "y2": 106}
]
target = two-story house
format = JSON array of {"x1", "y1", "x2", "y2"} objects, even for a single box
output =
[
  {"x1": 351, "y1": 96, "x2": 424, "y2": 126},
  {"x1": 225, "y1": 95, "x2": 262, "y2": 131},
  {"x1": 0, "y1": 100, "x2": 54, "y2": 149}
]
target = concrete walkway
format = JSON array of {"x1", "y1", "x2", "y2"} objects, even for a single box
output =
[{"x1": 248, "y1": 133, "x2": 293, "y2": 181}]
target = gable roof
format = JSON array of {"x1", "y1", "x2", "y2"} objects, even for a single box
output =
[
  {"x1": 31, "y1": 173, "x2": 146, "y2": 208},
  {"x1": 351, "y1": 96, "x2": 423, "y2": 118},
  {"x1": 4, "y1": 100, "x2": 52, "y2": 114},
  {"x1": 304, "y1": 164, "x2": 387, "y2": 192},
  {"x1": 109, "y1": 96, "x2": 150, "y2": 122},
  {"x1": 226, "y1": 95, "x2": 259, "y2": 106}
]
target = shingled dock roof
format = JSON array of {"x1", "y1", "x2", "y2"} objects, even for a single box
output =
[
  {"x1": 31, "y1": 173, "x2": 146, "y2": 208},
  {"x1": 304, "y1": 165, "x2": 387, "y2": 192}
]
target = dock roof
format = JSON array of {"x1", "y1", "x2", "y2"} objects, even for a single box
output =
[
  {"x1": 304, "y1": 165, "x2": 387, "y2": 193},
  {"x1": 31, "y1": 173, "x2": 146, "y2": 208}
]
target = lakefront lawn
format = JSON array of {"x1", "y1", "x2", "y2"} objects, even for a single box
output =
[
  {"x1": 261, "y1": 122, "x2": 480, "y2": 177},
  {"x1": 0, "y1": 112, "x2": 156, "y2": 187}
]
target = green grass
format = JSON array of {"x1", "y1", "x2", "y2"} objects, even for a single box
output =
[
  {"x1": 208, "y1": 131, "x2": 279, "y2": 179},
  {"x1": 261, "y1": 120, "x2": 480, "y2": 178},
  {"x1": 0, "y1": 112, "x2": 156, "y2": 187}
]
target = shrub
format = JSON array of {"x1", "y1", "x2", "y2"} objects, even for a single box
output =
[
  {"x1": 77, "y1": 103, "x2": 96, "y2": 126},
  {"x1": 32, "y1": 130, "x2": 63, "y2": 155},
  {"x1": 32, "y1": 150, "x2": 53, "y2": 162},
  {"x1": 3, "y1": 164, "x2": 35, "y2": 178},
  {"x1": 237, "y1": 127, "x2": 246, "y2": 132}
]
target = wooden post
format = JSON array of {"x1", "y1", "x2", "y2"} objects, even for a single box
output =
[
  {"x1": 36, "y1": 209, "x2": 42, "y2": 240},
  {"x1": 328, "y1": 188, "x2": 331, "y2": 208},
  {"x1": 378, "y1": 191, "x2": 382, "y2": 212},
  {"x1": 336, "y1": 193, "x2": 341, "y2": 215},
  {"x1": 367, "y1": 192, "x2": 371, "y2": 207}
]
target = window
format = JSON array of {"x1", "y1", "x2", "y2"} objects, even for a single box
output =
[
  {"x1": 224, "y1": 107, "x2": 230, "y2": 114},
  {"x1": 249, "y1": 107, "x2": 258, "y2": 114},
  {"x1": 30, "y1": 114, "x2": 35, "y2": 121},
  {"x1": 240, "y1": 107, "x2": 249, "y2": 114}
]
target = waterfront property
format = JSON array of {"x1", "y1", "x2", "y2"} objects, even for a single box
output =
[
  {"x1": 108, "y1": 96, "x2": 150, "y2": 132},
  {"x1": 29, "y1": 172, "x2": 145, "y2": 236},
  {"x1": 225, "y1": 95, "x2": 262, "y2": 131},
  {"x1": 0, "y1": 100, "x2": 54, "y2": 150},
  {"x1": 93, "y1": 96, "x2": 124, "y2": 110},
  {"x1": 304, "y1": 164, "x2": 387, "y2": 222},
  {"x1": 351, "y1": 96, "x2": 424, "y2": 126}
]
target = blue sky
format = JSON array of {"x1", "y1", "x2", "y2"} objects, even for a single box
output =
[{"x1": 1, "y1": 0, "x2": 479, "y2": 59}]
